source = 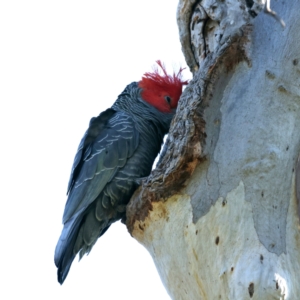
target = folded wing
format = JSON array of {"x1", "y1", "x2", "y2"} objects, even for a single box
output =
[{"x1": 55, "y1": 108, "x2": 140, "y2": 283}]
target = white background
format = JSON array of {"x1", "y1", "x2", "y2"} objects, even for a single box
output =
[{"x1": 0, "y1": 1, "x2": 191, "y2": 299}]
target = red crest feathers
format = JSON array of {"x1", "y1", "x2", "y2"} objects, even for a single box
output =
[{"x1": 138, "y1": 61, "x2": 188, "y2": 113}]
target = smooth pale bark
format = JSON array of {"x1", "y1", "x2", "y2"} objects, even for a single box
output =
[{"x1": 127, "y1": 0, "x2": 300, "y2": 299}]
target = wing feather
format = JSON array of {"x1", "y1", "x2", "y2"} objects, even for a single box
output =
[
  {"x1": 66, "y1": 109, "x2": 116, "y2": 194},
  {"x1": 62, "y1": 110, "x2": 139, "y2": 224}
]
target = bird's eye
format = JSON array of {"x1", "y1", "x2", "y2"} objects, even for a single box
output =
[{"x1": 164, "y1": 96, "x2": 171, "y2": 104}]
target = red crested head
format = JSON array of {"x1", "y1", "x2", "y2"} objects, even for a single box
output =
[{"x1": 138, "y1": 60, "x2": 188, "y2": 113}]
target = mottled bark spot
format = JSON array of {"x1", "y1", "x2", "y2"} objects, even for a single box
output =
[
  {"x1": 248, "y1": 283, "x2": 254, "y2": 297},
  {"x1": 265, "y1": 70, "x2": 276, "y2": 80},
  {"x1": 260, "y1": 254, "x2": 264, "y2": 263},
  {"x1": 278, "y1": 85, "x2": 288, "y2": 93}
]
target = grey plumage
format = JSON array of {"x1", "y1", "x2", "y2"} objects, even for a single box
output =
[{"x1": 55, "y1": 82, "x2": 175, "y2": 284}]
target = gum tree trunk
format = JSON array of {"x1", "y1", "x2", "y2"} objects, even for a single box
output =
[{"x1": 127, "y1": 0, "x2": 300, "y2": 299}]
